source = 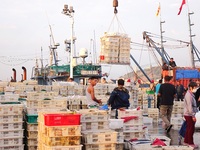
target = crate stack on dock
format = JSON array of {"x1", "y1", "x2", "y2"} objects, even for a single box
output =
[
  {"x1": 80, "y1": 109, "x2": 120, "y2": 150},
  {"x1": 171, "y1": 101, "x2": 184, "y2": 130},
  {"x1": 118, "y1": 109, "x2": 144, "y2": 141},
  {"x1": 25, "y1": 92, "x2": 67, "y2": 150},
  {"x1": 37, "y1": 112, "x2": 82, "y2": 150},
  {"x1": 147, "y1": 108, "x2": 159, "y2": 124},
  {"x1": 0, "y1": 94, "x2": 24, "y2": 150}
]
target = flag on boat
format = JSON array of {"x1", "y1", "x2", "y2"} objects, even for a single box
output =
[
  {"x1": 178, "y1": 0, "x2": 186, "y2": 15},
  {"x1": 156, "y1": 3, "x2": 160, "y2": 17}
]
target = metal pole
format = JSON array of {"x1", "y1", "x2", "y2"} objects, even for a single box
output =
[{"x1": 70, "y1": 15, "x2": 74, "y2": 78}]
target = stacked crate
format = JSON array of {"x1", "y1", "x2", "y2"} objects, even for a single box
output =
[
  {"x1": 25, "y1": 92, "x2": 67, "y2": 150},
  {"x1": 100, "y1": 32, "x2": 131, "y2": 64},
  {"x1": 0, "y1": 94, "x2": 24, "y2": 150},
  {"x1": 37, "y1": 112, "x2": 82, "y2": 150},
  {"x1": 171, "y1": 101, "x2": 184, "y2": 130},
  {"x1": 94, "y1": 84, "x2": 108, "y2": 96},
  {"x1": 129, "y1": 87, "x2": 139, "y2": 109},
  {"x1": 147, "y1": 108, "x2": 159, "y2": 123},
  {"x1": 118, "y1": 109, "x2": 144, "y2": 141},
  {"x1": 80, "y1": 109, "x2": 119, "y2": 150}
]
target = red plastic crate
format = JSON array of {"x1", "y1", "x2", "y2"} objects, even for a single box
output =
[{"x1": 44, "y1": 113, "x2": 81, "y2": 126}]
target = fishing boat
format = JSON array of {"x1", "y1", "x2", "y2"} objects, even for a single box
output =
[{"x1": 31, "y1": 5, "x2": 102, "y2": 85}]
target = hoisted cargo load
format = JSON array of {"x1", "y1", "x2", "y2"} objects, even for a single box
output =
[{"x1": 100, "y1": 32, "x2": 131, "y2": 65}]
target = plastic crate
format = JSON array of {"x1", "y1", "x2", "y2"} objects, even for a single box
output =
[
  {"x1": 0, "y1": 104, "x2": 24, "y2": 115},
  {"x1": 84, "y1": 143, "x2": 116, "y2": 150},
  {"x1": 162, "y1": 146, "x2": 194, "y2": 150},
  {"x1": 38, "y1": 133, "x2": 81, "y2": 146},
  {"x1": 123, "y1": 131, "x2": 144, "y2": 140},
  {"x1": 0, "y1": 136, "x2": 23, "y2": 146},
  {"x1": 26, "y1": 123, "x2": 38, "y2": 131},
  {"x1": 0, "y1": 122, "x2": 23, "y2": 130},
  {"x1": 0, "y1": 144, "x2": 24, "y2": 150},
  {"x1": 44, "y1": 114, "x2": 81, "y2": 126},
  {"x1": 0, "y1": 115, "x2": 23, "y2": 123},
  {"x1": 38, "y1": 123, "x2": 81, "y2": 137},
  {"x1": 82, "y1": 131, "x2": 117, "y2": 144},
  {"x1": 123, "y1": 124, "x2": 143, "y2": 132},
  {"x1": 26, "y1": 145, "x2": 37, "y2": 150},
  {"x1": 0, "y1": 129, "x2": 24, "y2": 138},
  {"x1": 81, "y1": 121, "x2": 109, "y2": 131},
  {"x1": 26, "y1": 131, "x2": 38, "y2": 138},
  {"x1": 26, "y1": 114, "x2": 38, "y2": 123},
  {"x1": 41, "y1": 144, "x2": 82, "y2": 150},
  {"x1": 27, "y1": 138, "x2": 37, "y2": 146}
]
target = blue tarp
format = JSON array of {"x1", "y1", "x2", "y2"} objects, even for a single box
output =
[{"x1": 176, "y1": 69, "x2": 199, "y2": 79}]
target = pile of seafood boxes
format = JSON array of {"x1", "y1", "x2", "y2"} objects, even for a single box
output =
[
  {"x1": 25, "y1": 92, "x2": 68, "y2": 150},
  {"x1": 171, "y1": 101, "x2": 184, "y2": 130},
  {"x1": 79, "y1": 109, "x2": 122, "y2": 150},
  {"x1": 0, "y1": 94, "x2": 24, "y2": 150},
  {"x1": 100, "y1": 32, "x2": 131, "y2": 64},
  {"x1": 147, "y1": 108, "x2": 159, "y2": 123},
  {"x1": 37, "y1": 112, "x2": 82, "y2": 150},
  {"x1": 117, "y1": 109, "x2": 145, "y2": 141}
]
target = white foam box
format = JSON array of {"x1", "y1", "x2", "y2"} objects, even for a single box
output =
[{"x1": 109, "y1": 119, "x2": 124, "y2": 129}]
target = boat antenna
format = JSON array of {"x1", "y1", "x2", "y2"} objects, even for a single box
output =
[{"x1": 41, "y1": 47, "x2": 44, "y2": 69}]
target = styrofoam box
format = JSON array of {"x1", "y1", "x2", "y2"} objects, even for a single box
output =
[
  {"x1": 150, "y1": 135, "x2": 171, "y2": 146},
  {"x1": 0, "y1": 129, "x2": 24, "y2": 138},
  {"x1": 0, "y1": 144, "x2": 24, "y2": 150},
  {"x1": 109, "y1": 119, "x2": 124, "y2": 129},
  {"x1": 0, "y1": 137, "x2": 23, "y2": 146}
]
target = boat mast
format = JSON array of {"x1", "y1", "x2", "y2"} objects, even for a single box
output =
[
  {"x1": 188, "y1": 12, "x2": 195, "y2": 68},
  {"x1": 159, "y1": 3, "x2": 166, "y2": 64},
  {"x1": 62, "y1": 4, "x2": 75, "y2": 78}
]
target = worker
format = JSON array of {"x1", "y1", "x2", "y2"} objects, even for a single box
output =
[
  {"x1": 107, "y1": 79, "x2": 130, "y2": 118},
  {"x1": 162, "y1": 62, "x2": 169, "y2": 79},
  {"x1": 86, "y1": 76, "x2": 102, "y2": 108}
]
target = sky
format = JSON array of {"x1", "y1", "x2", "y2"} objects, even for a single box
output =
[{"x1": 0, "y1": 0, "x2": 200, "y2": 81}]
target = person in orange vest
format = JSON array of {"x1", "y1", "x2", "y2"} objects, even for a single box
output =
[{"x1": 162, "y1": 62, "x2": 169, "y2": 79}]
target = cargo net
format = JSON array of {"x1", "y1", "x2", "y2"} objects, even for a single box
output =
[
  {"x1": 100, "y1": 32, "x2": 131, "y2": 65},
  {"x1": 99, "y1": 13, "x2": 131, "y2": 65}
]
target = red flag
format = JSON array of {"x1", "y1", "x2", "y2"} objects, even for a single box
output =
[{"x1": 178, "y1": 0, "x2": 186, "y2": 15}]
